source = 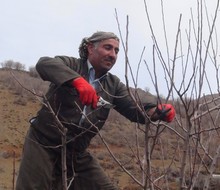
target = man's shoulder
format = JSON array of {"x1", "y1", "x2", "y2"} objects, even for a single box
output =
[
  {"x1": 55, "y1": 56, "x2": 86, "y2": 71},
  {"x1": 105, "y1": 72, "x2": 126, "y2": 90},
  {"x1": 55, "y1": 55, "x2": 82, "y2": 64},
  {"x1": 106, "y1": 72, "x2": 120, "y2": 82}
]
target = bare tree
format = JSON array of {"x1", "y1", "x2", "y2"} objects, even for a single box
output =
[
  {"x1": 109, "y1": 0, "x2": 220, "y2": 189},
  {"x1": 1, "y1": 60, "x2": 25, "y2": 71},
  {"x1": 11, "y1": 0, "x2": 220, "y2": 189},
  {"x1": 13, "y1": 62, "x2": 25, "y2": 71}
]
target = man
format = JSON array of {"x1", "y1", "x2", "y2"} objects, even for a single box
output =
[{"x1": 16, "y1": 31, "x2": 175, "y2": 190}]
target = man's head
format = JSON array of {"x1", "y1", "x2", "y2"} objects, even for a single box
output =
[{"x1": 79, "y1": 31, "x2": 120, "y2": 77}]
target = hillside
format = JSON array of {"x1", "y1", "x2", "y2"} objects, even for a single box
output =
[
  {"x1": 0, "y1": 69, "x2": 159, "y2": 190},
  {"x1": 2, "y1": 69, "x2": 220, "y2": 190},
  {"x1": 0, "y1": 81, "x2": 40, "y2": 189}
]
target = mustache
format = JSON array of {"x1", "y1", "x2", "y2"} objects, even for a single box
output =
[{"x1": 104, "y1": 57, "x2": 115, "y2": 63}]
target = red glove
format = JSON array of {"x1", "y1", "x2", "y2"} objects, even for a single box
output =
[
  {"x1": 156, "y1": 104, "x2": 175, "y2": 122},
  {"x1": 72, "y1": 77, "x2": 98, "y2": 108}
]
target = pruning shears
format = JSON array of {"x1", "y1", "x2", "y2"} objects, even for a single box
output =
[{"x1": 97, "y1": 97, "x2": 114, "y2": 109}]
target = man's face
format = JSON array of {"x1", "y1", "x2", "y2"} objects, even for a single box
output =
[{"x1": 88, "y1": 38, "x2": 119, "y2": 77}]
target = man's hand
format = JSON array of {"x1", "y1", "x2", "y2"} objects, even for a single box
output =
[
  {"x1": 72, "y1": 77, "x2": 98, "y2": 108},
  {"x1": 156, "y1": 104, "x2": 175, "y2": 122}
]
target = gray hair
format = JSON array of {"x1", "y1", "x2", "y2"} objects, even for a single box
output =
[{"x1": 78, "y1": 31, "x2": 119, "y2": 61}]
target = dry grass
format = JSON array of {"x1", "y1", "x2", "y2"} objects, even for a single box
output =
[
  {"x1": 0, "y1": 69, "x2": 145, "y2": 189},
  {"x1": 2, "y1": 69, "x2": 220, "y2": 189},
  {"x1": 0, "y1": 80, "x2": 41, "y2": 189}
]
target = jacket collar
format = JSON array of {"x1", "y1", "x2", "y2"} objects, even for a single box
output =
[{"x1": 86, "y1": 59, "x2": 108, "y2": 81}]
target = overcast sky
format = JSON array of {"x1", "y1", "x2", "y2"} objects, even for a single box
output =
[{"x1": 1, "y1": 0, "x2": 220, "y2": 96}]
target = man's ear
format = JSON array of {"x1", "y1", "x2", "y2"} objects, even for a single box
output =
[{"x1": 87, "y1": 43, "x2": 94, "y2": 54}]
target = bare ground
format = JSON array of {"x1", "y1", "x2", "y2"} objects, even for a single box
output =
[{"x1": 0, "y1": 81, "x2": 141, "y2": 190}]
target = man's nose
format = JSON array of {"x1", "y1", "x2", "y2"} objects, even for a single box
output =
[{"x1": 109, "y1": 49, "x2": 117, "y2": 59}]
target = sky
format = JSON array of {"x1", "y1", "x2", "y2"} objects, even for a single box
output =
[{"x1": 1, "y1": 0, "x2": 220, "y2": 97}]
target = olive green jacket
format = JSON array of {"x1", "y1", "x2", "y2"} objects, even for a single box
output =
[{"x1": 32, "y1": 56, "x2": 152, "y2": 151}]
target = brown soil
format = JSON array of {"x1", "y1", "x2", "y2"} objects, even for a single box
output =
[
  {"x1": 0, "y1": 82, "x2": 41, "y2": 189},
  {"x1": 0, "y1": 81, "x2": 139, "y2": 190}
]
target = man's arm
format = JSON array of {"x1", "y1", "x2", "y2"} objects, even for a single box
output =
[
  {"x1": 36, "y1": 56, "x2": 81, "y2": 86},
  {"x1": 36, "y1": 56, "x2": 98, "y2": 108},
  {"x1": 113, "y1": 79, "x2": 175, "y2": 123}
]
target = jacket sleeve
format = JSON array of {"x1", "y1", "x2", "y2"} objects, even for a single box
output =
[
  {"x1": 113, "y1": 78, "x2": 155, "y2": 124},
  {"x1": 36, "y1": 56, "x2": 81, "y2": 86}
]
